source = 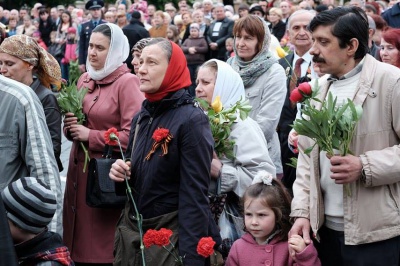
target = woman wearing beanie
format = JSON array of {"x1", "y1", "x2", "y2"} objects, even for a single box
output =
[
  {"x1": 110, "y1": 38, "x2": 219, "y2": 265},
  {"x1": 1, "y1": 177, "x2": 74, "y2": 266}
]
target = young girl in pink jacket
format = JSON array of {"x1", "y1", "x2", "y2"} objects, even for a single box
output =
[{"x1": 225, "y1": 171, "x2": 320, "y2": 266}]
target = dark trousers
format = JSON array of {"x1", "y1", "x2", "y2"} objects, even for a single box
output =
[{"x1": 314, "y1": 225, "x2": 400, "y2": 266}]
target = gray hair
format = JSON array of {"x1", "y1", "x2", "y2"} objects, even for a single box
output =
[
  {"x1": 286, "y1": 9, "x2": 315, "y2": 29},
  {"x1": 146, "y1": 38, "x2": 172, "y2": 62}
]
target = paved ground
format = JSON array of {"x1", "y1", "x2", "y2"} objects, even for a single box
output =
[{"x1": 60, "y1": 129, "x2": 72, "y2": 193}]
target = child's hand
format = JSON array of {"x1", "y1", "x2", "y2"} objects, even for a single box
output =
[{"x1": 288, "y1": 234, "x2": 307, "y2": 258}]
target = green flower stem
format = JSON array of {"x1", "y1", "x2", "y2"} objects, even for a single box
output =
[
  {"x1": 115, "y1": 138, "x2": 146, "y2": 266},
  {"x1": 163, "y1": 241, "x2": 183, "y2": 265},
  {"x1": 80, "y1": 142, "x2": 90, "y2": 173}
]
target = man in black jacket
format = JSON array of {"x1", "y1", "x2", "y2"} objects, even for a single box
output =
[
  {"x1": 278, "y1": 10, "x2": 316, "y2": 193},
  {"x1": 122, "y1": 11, "x2": 150, "y2": 72}
]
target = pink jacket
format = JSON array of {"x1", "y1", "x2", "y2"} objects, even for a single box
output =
[
  {"x1": 226, "y1": 233, "x2": 320, "y2": 266},
  {"x1": 62, "y1": 42, "x2": 77, "y2": 64}
]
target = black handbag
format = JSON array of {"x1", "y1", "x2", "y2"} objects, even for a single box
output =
[{"x1": 86, "y1": 145, "x2": 126, "y2": 208}]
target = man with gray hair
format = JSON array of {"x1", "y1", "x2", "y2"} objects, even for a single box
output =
[
  {"x1": 278, "y1": 10, "x2": 317, "y2": 193},
  {"x1": 367, "y1": 15, "x2": 380, "y2": 58},
  {"x1": 206, "y1": 3, "x2": 234, "y2": 60}
]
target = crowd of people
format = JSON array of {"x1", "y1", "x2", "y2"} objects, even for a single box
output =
[{"x1": 0, "y1": 0, "x2": 400, "y2": 265}]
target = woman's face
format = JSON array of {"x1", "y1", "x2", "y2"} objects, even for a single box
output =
[
  {"x1": 62, "y1": 13, "x2": 70, "y2": 23},
  {"x1": 23, "y1": 17, "x2": 31, "y2": 27},
  {"x1": 0, "y1": 53, "x2": 33, "y2": 85},
  {"x1": 380, "y1": 38, "x2": 400, "y2": 67},
  {"x1": 39, "y1": 12, "x2": 49, "y2": 21},
  {"x1": 182, "y1": 14, "x2": 191, "y2": 25},
  {"x1": 268, "y1": 12, "x2": 280, "y2": 24},
  {"x1": 195, "y1": 66, "x2": 216, "y2": 104},
  {"x1": 88, "y1": 32, "x2": 110, "y2": 70},
  {"x1": 153, "y1": 15, "x2": 162, "y2": 26},
  {"x1": 138, "y1": 44, "x2": 169, "y2": 93},
  {"x1": 235, "y1": 29, "x2": 259, "y2": 62},
  {"x1": 131, "y1": 50, "x2": 141, "y2": 74}
]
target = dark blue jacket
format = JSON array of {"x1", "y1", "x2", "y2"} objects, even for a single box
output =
[
  {"x1": 126, "y1": 89, "x2": 215, "y2": 265},
  {"x1": 382, "y1": 3, "x2": 400, "y2": 28}
]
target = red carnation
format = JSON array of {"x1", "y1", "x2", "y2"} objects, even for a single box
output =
[
  {"x1": 143, "y1": 229, "x2": 158, "y2": 248},
  {"x1": 152, "y1": 128, "x2": 170, "y2": 142},
  {"x1": 104, "y1": 127, "x2": 119, "y2": 146},
  {"x1": 297, "y1": 82, "x2": 312, "y2": 95},
  {"x1": 153, "y1": 228, "x2": 173, "y2": 247},
  {"x1": 290, "y1": 88, "x2": 303, "y2": 103},
  {"x1": 197, "y1": 237, "x2": 216, "y2": 258}
]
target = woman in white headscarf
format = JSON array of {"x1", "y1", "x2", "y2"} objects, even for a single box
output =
[
  {"x1": 62, "y1": 23, "x2": 144, "y2": 265},
  {"x1": 196, "y1": 59, "x2": 276, "y2": 256}
]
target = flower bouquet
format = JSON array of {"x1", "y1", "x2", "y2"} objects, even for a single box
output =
[
  {"x1": 57, "y1": 81, "x2": 90, "y2": 172},
  {"x1": 291, "y1": 81, "x2": 363, "y2": 196},
  {"x1": 197, "y1": 96, "x2": 252, "y2": 160}
]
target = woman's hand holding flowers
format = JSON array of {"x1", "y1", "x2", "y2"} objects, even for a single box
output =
[
  {"x1": 109, "y1": 159, "x2": 131, "y2": 182},
  {"x1": 69, "y1": 124, "x2": 90, "y2": 142}
]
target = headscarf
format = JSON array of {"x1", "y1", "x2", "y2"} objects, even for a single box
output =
[
  {"x1": 209, "y1": 59, "x2": 245, "y2": 108},
  {"x1": 0, "y1": 35, "x2": 61, "y2": 88},
  {"x1": 227, "y1": 16, "x2": 277, "y2": 87},
  {"x1": 86, "y1": 23, "x2": 130, "y2": 81},
  {"x1": 145, "y1": 41, "x2": 191, "y2": 102}
]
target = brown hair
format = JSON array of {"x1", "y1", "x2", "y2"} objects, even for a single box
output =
[
  {"x1": 242, "y1": 178, "x2": 292, "y2": 241},
  {"x1": 233, "y1": 15, "x2": 265, "y2": 53}
]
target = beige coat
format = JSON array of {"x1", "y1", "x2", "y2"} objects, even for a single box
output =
[
  {"x1": 16, "y1": 24, "x2": 37, "y2": 37},
  {"x1": 291, "y1": 54, "x2": 400, "y2": 245}
]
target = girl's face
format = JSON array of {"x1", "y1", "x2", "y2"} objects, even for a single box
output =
[
  {"x1": 190, "y1": 28, "x2": 199, "y2": 38},
  {"x1": 166, "y1": 28, "x2": 174, "y2": 40},
  {"x1": 195, "y1": 66, "x2": 216, "y2": 104},
  {"x1": 62, "y1": 13, "x2": 70, "y2": 23},
  {"x1": 226, "y1": 41, "x2": 233, "y2": 52},
  {"x1": 244, "y1": 197, "x2": 276, "y2": 245},
  {"x1": 380, "y1": 38, "x2": 400, "y2": 67}
]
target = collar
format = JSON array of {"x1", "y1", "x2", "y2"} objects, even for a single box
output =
[
  {"x1": 293, "y1": 51, "x2": 312, "y2": 66},
  {"x1": 262, "y1": 230, "x2": 281, "y2": 244},
  {"x1": 327, "y1": 57, "x2": 365, "y2": 82}
]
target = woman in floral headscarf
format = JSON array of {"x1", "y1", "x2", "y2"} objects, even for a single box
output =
[
  {"x1": 62, "y1": 23, "x2": 144, "y2": 265},
  {"x1": 227, "y1": 15, "x2": 286, "y2": 178},
  {"x1": 0, "y1": 34, "x2": 63, "y2": 171}
]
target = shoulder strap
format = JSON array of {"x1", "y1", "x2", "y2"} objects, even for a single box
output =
[{"x1": 130, "y1": 115, "x2": 141, "y2": 158}]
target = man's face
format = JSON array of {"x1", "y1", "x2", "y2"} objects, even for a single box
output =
[
  {"x1": 203, "y1": 2, "x2": 212, "y2": 12},
  {"x1": 50, "y1": 8, "x2": 58, "y2": 19},
  {"x1": 280, "y1": 2, "x2": 290, "y2": 15},
  {"x1": 259, "y1": 1, "x2": 268, "y2": 12},
  {"x1": 19, "y1": 9, "x2": 27, "y2": 19},
  {"x1": 214, "y1": 7, "x2": 225, "y2": 20},
  {"x1": 148, "y1": 6, "x2": 155, "y2": 16},
  {"x1": 90, "y1": 8, "x2": 102, "y2": 19},
  {"x1": 288, "y1": 13, "x2": 313, "y2": 52},
  {"x1": 310, "y1": 25, "x2": 355, "y2": 77}
]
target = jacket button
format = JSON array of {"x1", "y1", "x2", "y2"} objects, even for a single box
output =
[
  {"x1": 265, "y1": 246, "x2": 272, "y2": 253},
  {"x1": 73, "y1": 182, "x2": 77, "y2": 189},
  {"x1": 265, "y1": 259, "x2": 271, "y2": 266},
  {"x1": 71, "y1": 206, "x2": 76, "y2": 213}
]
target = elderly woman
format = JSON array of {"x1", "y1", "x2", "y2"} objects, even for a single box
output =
[
  {"x1": 268, "y1": 7, "x2": 286, "y2": 42},
  {"x1": 110, "y1": 38, "x2": 217, "y2": 265},
  {"x1": 0, "y1": 35, "x2": 63, "y2": 171},
  {"x1": 380, "y1": 28, "x2": 400, "y2": 68},
  {"x1": 63, "y1": 23, "x2": 144, "y2": 265},
  {"x1": 227, "y1": 15, "x2": 286, "y2": 177},
  {"x1": 196, "y1": 59, "x2": 276, "y2": 253}
]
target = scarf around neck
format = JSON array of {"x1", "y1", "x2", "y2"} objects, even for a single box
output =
[{"x1": 227, "y1": 16, "x2": 277, "y2": 87}]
